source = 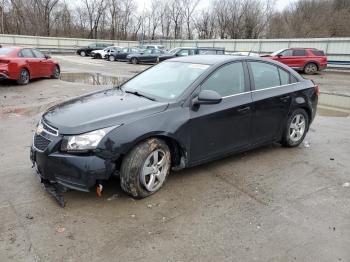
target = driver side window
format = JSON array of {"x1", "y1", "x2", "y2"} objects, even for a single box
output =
[
  {"x1": 279, "y1": 49, "x2": 293, "y2": 56},
  {"x1": 201, "y1": 62, "x2": 245, "y2": 97}
]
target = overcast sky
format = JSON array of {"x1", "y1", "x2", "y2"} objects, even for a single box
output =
[{"x1": 135, "y1": 0, "x2": 299, "y2": 12}]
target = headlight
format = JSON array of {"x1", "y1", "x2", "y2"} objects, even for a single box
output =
[{"x1": 61, "y1": 126, "x2": 116, "y2": 152}]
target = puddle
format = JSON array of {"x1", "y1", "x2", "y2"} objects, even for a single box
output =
[{"x1": 60, "y1": 73, "x2": 130, "y2": 86}]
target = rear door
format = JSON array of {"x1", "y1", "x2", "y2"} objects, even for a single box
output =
[
  {"x1": 189, "y1": 62, "x2": 253, "y2": 163},
  {"x1": 248, "y1": 61, "x2": 293, "y2": 145},
  {"x1": 18, "y1": 48, "x2": 39, "y2": 78}
]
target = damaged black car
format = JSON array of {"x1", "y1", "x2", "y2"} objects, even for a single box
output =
[{"x1": 30, "y1": 55, "x2": 318, "y2": 206}]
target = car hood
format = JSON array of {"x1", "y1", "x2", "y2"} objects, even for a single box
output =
[{"x1": 43, "y1": 89, "x2": 168, "y2": 135}]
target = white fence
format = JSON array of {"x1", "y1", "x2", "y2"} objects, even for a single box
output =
[
  {"x1": 0, "y1": 34, "x2": 137, "y2": 53},
  {"x1": 1, "y1": 34, "x2": 350, "y2": 63},
  {"x1": 149, "y1": 38, "x2": 350, "y2": 63}
]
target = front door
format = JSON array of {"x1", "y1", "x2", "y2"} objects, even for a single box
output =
[{"x1": 189, "y1": 62, "x2": 253, "y2": 164}]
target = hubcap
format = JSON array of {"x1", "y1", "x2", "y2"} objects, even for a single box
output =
[
  {"x1": 109, "y1": 56, "x2": 114, "y2": 61},
  {"x1": 81, "y1": 51, "x2": 86, "y2": 56},
  {"x1": 289, "y1": 114, "x2": 306, "y2": 142},
  {"x1": 141, "y1": 149, "x2": 168, "y2": 192}
]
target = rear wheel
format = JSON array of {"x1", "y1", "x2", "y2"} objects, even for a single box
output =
[
  {"x1": 304, "y1": 63, "x2": 318, "y2": 75},
  {"x1": 109, "y1": 55, "x2": 115, "y2": 62},
  {"x1": 51, "y1": 65, "x2": 60, "y2": 79},
  {"x1": 120, "y1": 138, "x2": 171, "y2": 198},
  {"x1": 17, "y1": 68, "x2": 30, "y2": 85},
  {"x1": 282, "y1": 109, "x2": 309, "y2": 147},
  {"x1": 80, "y1": 51, "x2": 86, "y2": 57},
  {"x1": 131, "y1": 57, "x2": 138, "y2": 64}
]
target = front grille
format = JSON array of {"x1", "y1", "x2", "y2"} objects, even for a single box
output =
[
  {"x1": 34, "y1": 134, "x2": 51, "y2": 151},
  {"x1": 42, "y1": 120, "x2": 58, "y2": 136}
]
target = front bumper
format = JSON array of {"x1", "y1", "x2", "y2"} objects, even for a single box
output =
[
  {"x1": 30, "y1": 129, "x2": 116, "y2": 193},
  {"x1": 31, "y1": 147, "x2": 115, "y2": 192}
]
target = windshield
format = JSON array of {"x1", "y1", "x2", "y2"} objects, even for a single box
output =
[
  {"x1": 271, "y1": 49, "x2": 286, "y2": 56},
  {"x1": 122, "y1": 61, "x2": 210, "y2": 100},
  {"x1": 0, "y1": 48, "x2": 15, "y2": 55}
]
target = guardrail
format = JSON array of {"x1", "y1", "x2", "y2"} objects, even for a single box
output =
[{"x1": 1, "y1": 34, "x2": 350, "y2": 65}]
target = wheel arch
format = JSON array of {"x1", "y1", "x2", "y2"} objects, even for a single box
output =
[
  {"x1": 118, "y1": 133, "x2": 188, "y2": 170},
  {"x1": 19, "y1": 66, "x2": 31, "y2": 79},
  {"x1": 303, "y1": 61, "x2": 320, "y2": 70}
]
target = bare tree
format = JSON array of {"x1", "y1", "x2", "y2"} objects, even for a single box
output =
[{"x1": 82, "y1": 0, "x2": 106, "y2": 39}]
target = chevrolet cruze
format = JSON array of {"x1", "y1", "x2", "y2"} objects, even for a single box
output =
[{"x1": 30, "y1": 55, "x2": 318, "y2": 205}]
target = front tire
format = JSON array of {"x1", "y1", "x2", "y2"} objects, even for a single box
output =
[
  {"x1": 120, "y1": 138, "x2": 171, "y2": 199},
  {"x1": 304, "y1": 63, "x2": 318, "y2": 75},
  {"x1": 109, "y1": 55, "x2": 115, "y2": 62},
  {"x1": 17, "y1": 68, "x2": 30, "y2": 85},
  {"x1": 80, "y1": 51, "x2": 86, "y2": 57},
  {"x1": 282, "y1": 109, "x2": 309, "y2": 147}
]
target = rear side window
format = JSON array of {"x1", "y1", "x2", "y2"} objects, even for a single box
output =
[
  {"x1": 19, "y1": 49, "x2": 35, "y2": 58},
  {"x1": 202, "y1": 62, "x2": 245, "y2": 97},
  {"x1": 292, "y1": 50, "x2": 307, "y2": 56},
  {"x1": 249, "y1": 62, "x2": 280, "y2": 90},
  {"x1": 311, "y1": 50, "x2": 325, "y2": 56},
  {"x1": 279, "y1": 68, "x2": 290, "y2": 85}
]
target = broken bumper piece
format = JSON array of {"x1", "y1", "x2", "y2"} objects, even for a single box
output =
[{"x1": 30, "y1": 146, "x2": 115, "y2": 207}]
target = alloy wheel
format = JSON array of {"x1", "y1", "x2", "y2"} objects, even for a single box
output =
[
  {"x1": 305, "y1": 63, "x2": 317, "y2": 74},
  {"x1": 20, "y1": 69, "x2": 29, "y2": 84},
  {"x1": 140, "y1": 149, "x2": 168, "y2": 192},
  {"x1": 289, "y1": 114, "x2": 306, "y2": 142}
]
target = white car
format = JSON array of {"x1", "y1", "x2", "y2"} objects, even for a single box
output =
[
  {"x1": 91, "y1": 46, "x2": 122, "y2": 59},
  {"x1": 230, "y1": 51, "x2": 260, "y2": 57}
]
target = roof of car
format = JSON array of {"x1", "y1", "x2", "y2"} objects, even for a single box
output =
[{"x1": 169, "y1": 55, "x2": 246, "y2": 65}]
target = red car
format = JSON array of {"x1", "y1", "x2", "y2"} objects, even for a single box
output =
[
  {"x1": 0, "y1": 46, "x2": 60, "y2": 85},
  {"x1": 263, "y1": 48, "x2": 327, "y2": 75}
]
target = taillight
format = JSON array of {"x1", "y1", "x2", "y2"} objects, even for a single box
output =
[
  {"x1": 0, "y1": 60, "x2": 10, "y2": 64},
  {"x1": 314, "y1": 85, "x2": 320, "y2": 96}
]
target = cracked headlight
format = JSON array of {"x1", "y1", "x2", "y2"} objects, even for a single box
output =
[{"x1": 61, "y1": 126, "x2": 116, "y2": 152}]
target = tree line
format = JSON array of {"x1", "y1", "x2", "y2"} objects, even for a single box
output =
[{"x1": 0, "y1": 0, "x2": 349, "y2": 41}]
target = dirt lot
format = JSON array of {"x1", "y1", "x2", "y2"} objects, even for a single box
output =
[{"x1": 1, "y1": 56, "x2": 350, "y2": 262}]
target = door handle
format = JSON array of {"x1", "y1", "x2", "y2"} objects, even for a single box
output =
[
  {"x1": 237, "y1": 106, "x2": 250, "y2": 113},
  {"x1": 280, "y1": 96, "x2": 290, "y2": 101}
]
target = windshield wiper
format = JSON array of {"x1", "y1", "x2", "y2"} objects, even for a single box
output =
[{"x1": 125, "y1": 90, "x2": 156, "y2": 101}]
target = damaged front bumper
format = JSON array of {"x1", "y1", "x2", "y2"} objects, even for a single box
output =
[{"x1": 30, "y1": 141, "x2": 116, "y2": 206}]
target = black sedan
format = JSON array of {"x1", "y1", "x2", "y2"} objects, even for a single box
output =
[
  {"x1": 105, "y1": 47, "x2": 144, "y2": 62},
  {"x1": 30, "y1": 56, "x2": 318, "y2": 205},
  {"x1": 76, "y1": 43, "x2": 112, "y2": 57},
  {"x1": 126, "y1": 49, "x2": 170, "y2": 64}
]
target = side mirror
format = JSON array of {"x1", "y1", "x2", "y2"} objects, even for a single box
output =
[
  {"x1": 276, "y1": 54, "x2": 282, "y2": 57},
  {"x1": 45, "y1": 55, "x2": 51, "y2": 59},
  {"x1": 192, "y1": 90, "x2": 222, "y2": 106}
]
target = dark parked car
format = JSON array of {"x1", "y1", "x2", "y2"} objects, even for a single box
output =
[
  {"x1": 127, "y1": 49, "x2": 170, "y2": 64},
  {"x1": 30, "y1": 55, "x2": 318, "y2": 206},
  {"x1": 262, "y1": 48, "x2": 328, "y2": 75},
  {"x1": 76, "y1": 43, "x2": 112, "y2": 57},
  {"x1": 105, "y1": 47, "x2": 144, "y2": 62},
  {"x1": 158, "y1": 47, "x2": 225, "y2": 62}
]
